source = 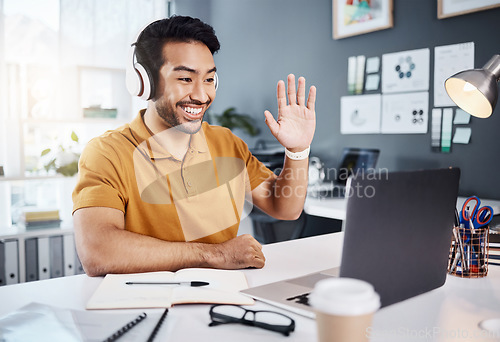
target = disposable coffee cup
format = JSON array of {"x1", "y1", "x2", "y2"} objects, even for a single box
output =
[{"x1": 309, "y1": 278, "x2": 380, "y2": 342}]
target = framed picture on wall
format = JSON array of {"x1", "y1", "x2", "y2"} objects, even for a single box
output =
[
  {"x1": 438, "y1": 0, "x2": 500, "y2": 19},
  {"x1": 333, "y1": 0, "x2": 393, "y2": 40}
]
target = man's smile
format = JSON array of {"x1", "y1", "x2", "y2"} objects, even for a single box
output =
[{"x1": 181, "y1": 105, "x2": 204, "y2": 120}]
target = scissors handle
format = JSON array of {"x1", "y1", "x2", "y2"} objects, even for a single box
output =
[
  {"x1": 460, "y1": 196, "x2": 480, "y2": 228},
  {"x1": 473, "y1": 205, "x2": 493, "y2": 227}
]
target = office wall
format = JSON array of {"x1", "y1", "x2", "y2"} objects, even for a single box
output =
[{"x1": 175, "y1": 0, "x2": 500, "y2": 199}]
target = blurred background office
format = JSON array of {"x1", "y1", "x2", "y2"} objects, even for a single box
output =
[{"x1": 0, "y1": 0, "x2": 499, "y2": 233}]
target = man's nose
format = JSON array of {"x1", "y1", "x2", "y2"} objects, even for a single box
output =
[{"x1": 190, "y1": 81, "x2": 210, "y2": 103}]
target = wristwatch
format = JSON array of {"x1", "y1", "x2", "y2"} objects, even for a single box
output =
[{"x1": 285, "y1": 146, "x2": 310, "y2": 160}]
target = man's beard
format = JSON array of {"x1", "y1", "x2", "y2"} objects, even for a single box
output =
[{"x1": 156, "y1": 99, "x2": 209, "y2": 134}]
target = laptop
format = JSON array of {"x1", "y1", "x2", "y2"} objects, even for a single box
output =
[
  {"x1": 242, "y1": 168, "x2": 460, "y2": 318},
  {"x1": 309, "y1": 148, "x2": 380, "y2": 198}
]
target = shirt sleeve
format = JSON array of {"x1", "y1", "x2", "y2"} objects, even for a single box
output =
[
  {"x1": 230, "y1": 135, "x2": 275, "y2": 190},
  {"x1": 72, "y1": 138, "x2": 128, "y2": 214}
]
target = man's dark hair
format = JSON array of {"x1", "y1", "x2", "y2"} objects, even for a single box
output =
[{"x1": 135, "y1": 15, "x2": 220, "y2": 91}]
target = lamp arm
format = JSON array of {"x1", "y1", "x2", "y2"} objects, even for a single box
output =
[{"x1": 484, "y1": 54, "x2": 500, "y2": 80}]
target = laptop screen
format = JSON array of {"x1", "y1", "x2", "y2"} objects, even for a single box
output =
[{"x1": 336, "y1": 148, "x2": 380, "y2": 186}]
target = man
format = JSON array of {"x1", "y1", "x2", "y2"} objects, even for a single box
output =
[{"x1": 72, "y1": 16, "x2": 316, "y2": 277}]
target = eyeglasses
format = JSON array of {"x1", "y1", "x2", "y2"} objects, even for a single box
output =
[{"x1": 208, "y1": 304, "x2": 295, "y2": 336}]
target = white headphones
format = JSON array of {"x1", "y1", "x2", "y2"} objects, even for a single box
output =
[
  {"x1": 125, "y1": 20, "x2": 219, "y2": 101},
  {"x1": 126, "y1": 43, "x2": 154, "y2": 100}
]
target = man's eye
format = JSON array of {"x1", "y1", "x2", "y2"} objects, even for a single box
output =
[
  {"x1": 205, "y1": 77, "x2": 214, "y2": 83},
  {"x1": 178, "y1": 78, "x2": 192, "y2": 82}
]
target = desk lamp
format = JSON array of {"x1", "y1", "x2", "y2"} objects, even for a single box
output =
[{"x1": 445, "y1": 54, "x2": 500, "y2": 118}]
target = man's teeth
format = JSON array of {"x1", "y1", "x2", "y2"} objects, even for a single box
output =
[{"x1": 183, "y1": 107, "x2": 202, "y2": 115}]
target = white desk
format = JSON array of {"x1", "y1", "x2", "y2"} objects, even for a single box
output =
[
  {"x1": 1, "y1": 233, "x2": 499, "y2": 341},
  {"x1": 304, "y1": 196, "x2": 500, "y2": 221},
  {"x1": 304, "y1": 196, "x2": 346, "y2": 220}
]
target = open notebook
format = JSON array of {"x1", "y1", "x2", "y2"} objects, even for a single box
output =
[{"x1": 87, "y1": 268, "x2": 254, "y2": 310}]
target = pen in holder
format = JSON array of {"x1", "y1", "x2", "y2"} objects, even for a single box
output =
[{"x1": 448, "y1": 226, "x2": 489, "y2": 278}]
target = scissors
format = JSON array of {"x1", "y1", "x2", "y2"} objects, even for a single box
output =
[{"x1": 459, "y1": 196, "x2": 493, "y2": 229}]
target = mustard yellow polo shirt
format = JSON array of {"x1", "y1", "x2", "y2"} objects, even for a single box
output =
[{"x1": 73, "y1": 111, "x2": 274, "y2": 243}]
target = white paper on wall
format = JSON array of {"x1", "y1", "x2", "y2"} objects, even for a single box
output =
[
  {"x1": 453, "y1": 127, "x2": 472, "y2": 144},
  {"x1": 381, "y1": 92, "x2": 429, "y2": 134},
  {"x1": 340, "y1": 94, "x2": 381, "y2": 134},
  {"x1": 382, "y1": 48, "x2": 430, "y2": 94},
  {"x1": 453, "y1": 108, "x2": 471, "y2": 124},
  {"x1": 434, "y1": 42, "x2": 474, "y2": 107},
  {"x1": 366, "y1": 56, "x2": 380, "y2": 73},
  {"x1": 365, "y1": 74, "x2": 380, "y2": 91}
]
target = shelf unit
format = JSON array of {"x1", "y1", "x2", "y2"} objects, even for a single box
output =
[
  {"x1": 0, "y1": 222, "x2": 85, "y2": 286},
  {"x1": 0, "y1": 112, "x2": 133, "y2": 285}
]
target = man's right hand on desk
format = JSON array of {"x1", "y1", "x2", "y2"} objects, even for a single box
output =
[{"x1": 210, "y1": 234, "x2": 266, "y2": 270}]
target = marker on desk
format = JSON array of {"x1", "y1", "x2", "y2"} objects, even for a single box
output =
[{"x1": 125, "y1": 281, "x2": 210, "y2": 287}]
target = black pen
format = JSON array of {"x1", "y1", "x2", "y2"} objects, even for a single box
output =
[{"x1": 125, "y1": 281, "x2": 210, "y2": 287}]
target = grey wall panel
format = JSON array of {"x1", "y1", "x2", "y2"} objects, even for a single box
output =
[{"x1": 175, "y1": 0, "x2": 500, "y2": 198}]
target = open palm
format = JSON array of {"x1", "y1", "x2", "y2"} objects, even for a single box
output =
[{"x1": 264, "y1": 74, "x2": 316, "y2": 151}]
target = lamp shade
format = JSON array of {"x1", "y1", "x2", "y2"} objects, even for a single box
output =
[{"x1": 445, "y1": 54, "x2": 500, "y2": 118}]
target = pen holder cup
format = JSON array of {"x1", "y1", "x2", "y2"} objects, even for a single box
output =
[{"x1": 448, "y1": 226, "x2": 489, "y2": 278}]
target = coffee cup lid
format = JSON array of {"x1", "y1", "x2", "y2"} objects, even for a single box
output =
[{"x1": 309, "y1": 278, "x2": 380, "y2": 316}]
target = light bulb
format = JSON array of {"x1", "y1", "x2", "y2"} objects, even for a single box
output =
[{"x1": 463, "y1": 82, "x2": 477, "y2": 92}]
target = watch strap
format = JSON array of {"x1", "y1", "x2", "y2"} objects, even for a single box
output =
[{"x1": 285, "y1": 146, "x2": 310, "y2": 160}]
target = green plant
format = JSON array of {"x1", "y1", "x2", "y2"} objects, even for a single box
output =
[
  {"x1": 40, "y1": 131, "x2": 80, "y2": 177},
  {"x1": 213, "y1": 107, "x2": 260, "y2": 137}
]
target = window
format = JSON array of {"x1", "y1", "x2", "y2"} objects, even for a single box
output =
[
  {"x1": 0, "y1": 0, "x2": 168, "y2": 177},
  {"x1": 0, "y1": 0, "x2": 169, "y2": 226}
]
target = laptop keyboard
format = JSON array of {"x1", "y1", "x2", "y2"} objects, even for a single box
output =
[{"x1": 286, "y1": 293, "x2": 311, "y2": 306}]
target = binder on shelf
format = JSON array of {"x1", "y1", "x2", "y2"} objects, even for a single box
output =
[
  {"x1": 37, "y1": 237, "x2": 51, "y2": 280},
  {"x1": 4, "y1": 239, "x2": 19, "y2": 285},
  {"x1": 49, "y1": 235, "x2": 64, "y2": 278},
  {"x1": 25, "y1": 238, "x2": 39, "y2": 282},
  {"x1": 63, "y1": 234, "x2": 76, "y2": 276},
  {"x1": 0, "y1": 241, "x2": 5, "y2": 286}
]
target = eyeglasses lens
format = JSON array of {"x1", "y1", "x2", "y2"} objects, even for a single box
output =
[
  {"x1": 254, "y1": 311, "x2": 293, "y2": 326},
  {"x1": 211, "y1": 305, "x2": 246, "y2": 319}
]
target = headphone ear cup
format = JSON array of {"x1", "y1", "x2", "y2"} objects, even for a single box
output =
[
  {"x1": 126, "y1": 61, "x2": 143, "y2": 97},
  {"x1": 214, "y1": 72, "x2": 219, "y2": 91},
  {"x1": 125, "y1": 44, "x2": 155, "y2": 100},
  {"x1": 135, "y1": 63, "x2": 154, "y2": 100}
]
